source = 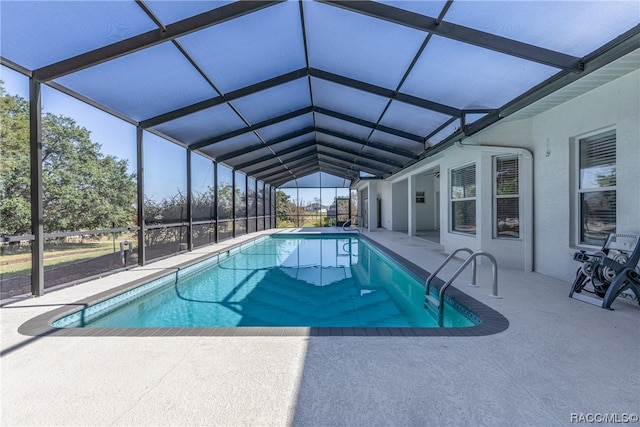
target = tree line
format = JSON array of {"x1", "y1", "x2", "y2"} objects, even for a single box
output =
[
  {"x1": 0, "y1": 86, "x2": 252, "y2": 239},
  {"x1": 1, "y1": 85, "x2": 136, "y2": 236},
  {"x1": 275, "y1": 190, "x2": 355, "y2": 227},
  {"x1": 1, "y1": 84, "x2": 352, "y2": 240}
]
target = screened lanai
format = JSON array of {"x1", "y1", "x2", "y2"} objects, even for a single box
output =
[{"x1": 1, "y1": 0, "x2": 639, "y2": 298}]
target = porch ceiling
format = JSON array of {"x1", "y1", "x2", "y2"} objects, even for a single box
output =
[{"x1": 2, "y1": 0, "x2": 638, "y2": 187}]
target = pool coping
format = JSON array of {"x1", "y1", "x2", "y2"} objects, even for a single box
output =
[{"x1": 18, "y1": 232, "x2": 509, "y2": 337}]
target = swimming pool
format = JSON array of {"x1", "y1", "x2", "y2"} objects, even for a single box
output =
[{"x1": 20, "y1": 232, "x2": 509, "y2": 336}]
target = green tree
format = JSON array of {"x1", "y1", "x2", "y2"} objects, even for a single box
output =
[
  {"x1": 234, "y1": 186, "x2": 246, "y2": 218},
  {"x1": 275, "y1": 190, "x2": 291, "y2": 225},
  {"x1": 143, "y1": 192, "x2": 187, "y2": 246},
  {"x1": 144, "y1": 192, "x2": 186, "y2": 225},
  {"x1": 288, "y1": 198, "x2": 307, "y2": 227},
  {"x1": 0, "y1": 86, "x2": 31, "y2": 235},
  {"x1": 217, "y1": 183, "x2": 233, "y2": 220},
  {"x1": 0, "y1": 85, "x2": 137, "y2": 235},
  {"x1": 192, "y1": 186, "x2": 215, "y2": 221}
]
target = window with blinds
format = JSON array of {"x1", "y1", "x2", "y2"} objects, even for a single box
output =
[
  {"x1": 495, "y1": 156, "x2": 519, "y2": 238},
  {"x1": 451, "y1": 164, "x2": 476, "y2": 234},
  {"x1": 578, "y1": 131, "x2": 616, "y2": 245}
]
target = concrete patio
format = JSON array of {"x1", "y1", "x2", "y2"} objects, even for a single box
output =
[{"x1": 1, "y1": 229, "x2": 638, "y2": 426}]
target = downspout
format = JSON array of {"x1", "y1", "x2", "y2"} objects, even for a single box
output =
[{"x1": 454, "y1": 140, "x2": 534, "y2": 272}]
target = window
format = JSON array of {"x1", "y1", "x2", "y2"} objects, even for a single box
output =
[
  {"x1": 416, "y1": 191, "x2": 425, "y2": 203},
  {"x1": 494, "y1": 156, "x2": 519, "y2": 238},
  {"x1": 451, "y1": 164, "x2": 476, "y2": 234},
  {"x1": 578, "y1": 131, "x2": 616, "y2": 245}
]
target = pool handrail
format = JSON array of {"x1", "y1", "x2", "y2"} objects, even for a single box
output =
[
  {"x1": 425, "y1": 248, "x2": 476, "y2": 300},
  {"x1": 342, "y1": 216, "x2": 364, "y2": 233},
  {"x1": 425, "y1": 249, "x2": 500, "y2": 326}
]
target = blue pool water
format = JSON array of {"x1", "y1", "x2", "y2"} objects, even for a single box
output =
[{"x1": 53, "y1": 235, "x2": 476, "y2": 328}]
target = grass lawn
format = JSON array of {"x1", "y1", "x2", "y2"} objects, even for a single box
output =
[{"x1": 0, "y1": 236, "x2": 133, "y2": 279}]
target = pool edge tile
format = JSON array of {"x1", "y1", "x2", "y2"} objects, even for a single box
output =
[{"x1": 17, "y1": 233, "x2": 510, "y2": 338}]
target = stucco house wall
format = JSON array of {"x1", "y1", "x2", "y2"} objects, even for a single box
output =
[{"x1": 361, "y1": 67, "x2": 639, "y2": 283}]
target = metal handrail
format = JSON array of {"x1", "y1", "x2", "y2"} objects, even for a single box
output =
[
  {"x1": 425, "y1": 248, "x2": 476, "y2": 300},
  {"x1": 342, "y1": 238, "x2": 357, "y2": 257},
  {"x1": 342, "y1": 216, "x2": 364, "y2": 233},
  {"x1": 425, "y1": 250, "x2": 500, "y2": 326}
]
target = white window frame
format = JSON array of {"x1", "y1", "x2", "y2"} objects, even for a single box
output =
[
  {"x1": 450, "y1": 163, "x2": 476, "y2": 235},
  {"x1": 575, "y1": 129, "x2": 616, "y2": 247},
  {"x1": 493, "y1": 155, "x2": 520, "y2": 239}
]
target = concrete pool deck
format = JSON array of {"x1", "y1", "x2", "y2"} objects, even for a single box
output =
[{"x1": 1, "y1": 228, "x2": 639, "y2": 426}]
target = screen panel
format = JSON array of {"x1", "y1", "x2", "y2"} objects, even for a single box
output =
[
  {"x1": 374, "y1": 1, "x2": 448, "y2": 17},
  {"x1": 295, "y1": 173, "x2": 322, "y2": 188},
  {"x1": 368, "y1": 130, "x2": 424, "y2": 155},
  {"x1": 231, "y1": 78, "x2": 311, "y2": 125},
  {"x1": 310, "y1": 78, "x2": 390, "y2": 123},
  {"x1": 143, "y1": 132, "x2": 187, "y2": 223},
  {"x1": 280, "y1": 145, "x2": 317, "y2": 162},
  {"x1": 445, "y1": 1, "x2": 640, "y2": 57},
  {"x1": 0, "y1": 1, "x2": 156, "y2": 70},
  {"x1": 270, "y1": 133, "x2": 315, "y2": 154},
  {"x1": 198, "y1": 132, "x2": 263, "y2": 160},
  {"x1": 56, "y1": 42, "x2": 217, "y2": 121},
  {"x1": 153, "y1": 103, "x2": 247, "y2": 146},
  {"x1": 316, "y1": 133, "x2": 364, "y2": 153},
  {"x1": 145, "y1": 1, "x2": 234, "y2": 25},
  {"x1": 318, "y1": 146, "x2": 357, "y2": 164},
  {"x1": 266, "y1": 133, "x2": 316, "y2": 153},
  {"x1": 426, "y1": 119, "x2": 460, "y2": 146},
  {"x1": 304, "y1": 1, "x2": 426, "y2": 90},
  {"x1": 400, "y1": 36, "x2": 560, "y2": 110},
  {"x1": 216, "y1": 163, "x2": 234, "y2": 219},
  {"x1": 225, "y1": 147, "x2": 274, "y2": 168},
  {"x1": 254, "y1": 114, "x2": 315, "y2": 142},
  {"x1": 191, "y1": 152, "x2": 215, "y2": 222},
  {"x1": 362, "y1": 146, "x2": 412, "y2": 166},
  {"x1": 314, "y1": 114, "x2": 372, "y2": 140},
  {"x1": 380, "y1": 100, "x2": 453, "y2": 137},
  {"x1": 320, "y1": 172, "x2": 351, "y2": 188},
  {"x1": 177, "y1": 2, "x2": 305, "y2": 93}
]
